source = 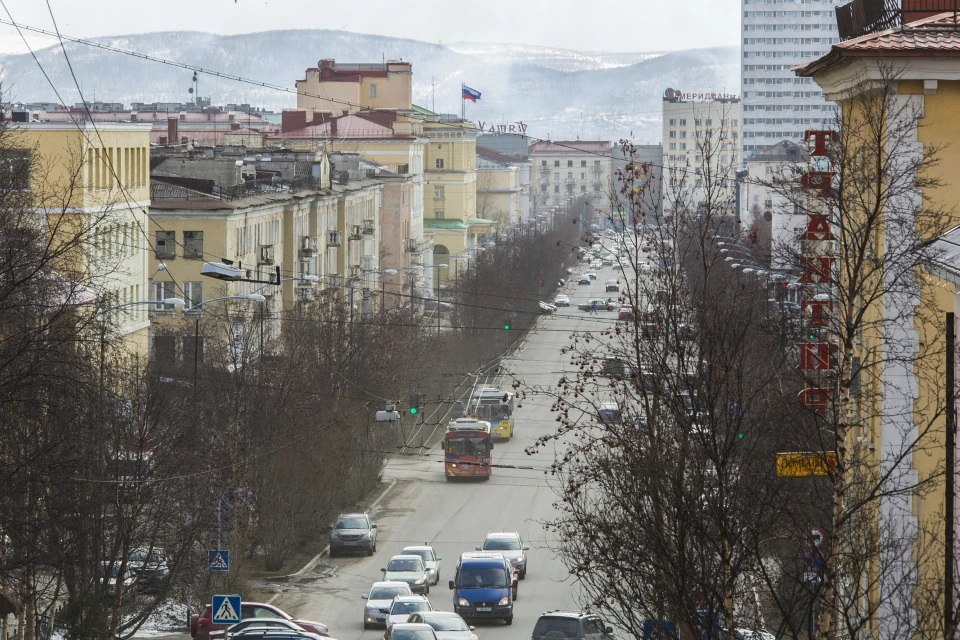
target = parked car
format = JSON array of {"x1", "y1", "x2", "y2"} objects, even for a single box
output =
[
  {"x1": 362, "y1": 581, "x2": 413, "y2": 628},
  {"x1": 210, "y1": 619, "x2": 315, "y2": 640},
  {"x1": 604, "y1": 279, "x2": 619, "y2": 292},
  {"x1": 382, "y1": 555, "x2": 431, "y2": 594},
  {"x1": 578, "y1": 276, "x2": 590, "y2": 285},
  {"x1": 329, "y1": 513, "x2": 377, "y2": 556},
  {"x1": 539, "y1": 301, "x2": 557, "y2": 315},
  {"x1": 404, "y1": 612, "x2": 476, "y2": 640},
  {"x1": 401, "y1": 545, "x2": 442, "y2": 585},
  {"x1": 531, "y1": 611, "x2": 613, "y2": 640},
  {"x1": 191, "y1": 602, "x2": 328, "y2": 640},
  {"x1": 476, "y1": 532, "x2": 530, "y2": 579},
  {"x1": 386, "y1": 596, "x2": 433, "y2": 627},
  {"x1": 554, "y1": 294, "x2": 570, "y2": 307},
  {"x1": 577, "y1": 299, "x2": 615, "y2": 312}
]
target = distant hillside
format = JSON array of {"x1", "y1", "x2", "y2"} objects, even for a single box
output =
[{"x1": 0, "y1": 29, "x2": 738, "y2": 143}]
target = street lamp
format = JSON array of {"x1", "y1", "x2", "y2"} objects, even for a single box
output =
[{"x1": 186, "y1": 294, "x2": 265, "y2": 387}]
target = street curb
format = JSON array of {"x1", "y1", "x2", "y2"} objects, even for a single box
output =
[{"x1": 265, "y1": 479, "x2": 399, "y2": 603}]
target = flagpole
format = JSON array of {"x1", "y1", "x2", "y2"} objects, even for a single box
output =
[{"x1": 461, "y1": 82, "x2": 465, "y2": 120}]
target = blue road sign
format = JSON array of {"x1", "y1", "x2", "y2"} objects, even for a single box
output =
[
  {"x1": 211, "y1": 594, "x2": 241, "y2": 625},
  {"x1": 208, "y1": 549, "x2": 230, "y2": 572}
]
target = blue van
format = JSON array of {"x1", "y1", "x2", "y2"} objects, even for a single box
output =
[{"x1": 449, "y1": 552, "x2": 516, "y2": 625}]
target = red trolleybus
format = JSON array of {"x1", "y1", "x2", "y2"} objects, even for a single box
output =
[{"x1": 444, "y1": 418, "x2": 493, "y2": 481}]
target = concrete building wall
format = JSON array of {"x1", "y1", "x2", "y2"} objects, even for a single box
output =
[
  {"x1": 530, "y1": 142, "x2": 612, "y2": 223},
  {"x1": 296, "y1": 60, "x2": 413, "y2": 118}
]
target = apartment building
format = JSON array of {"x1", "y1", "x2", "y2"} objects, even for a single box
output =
[
  {"x1": 740, "y1": 0, "x2": 841, "y2": 156},
  {"x1": 295, "y1": 58, "x2": 413, "y2": 117},
  {"x1": 529, "y1": 141, "x2": 612, "y2": 225},
  {"x1": 476, "y1": 146, "x2": 524, "y2": 229},
  {"x1": 661, "y1": 92, "x2": 741, "y2": 214},
  {"x1": 13, "y1": 121, "x2": 153, "y2": 353}
]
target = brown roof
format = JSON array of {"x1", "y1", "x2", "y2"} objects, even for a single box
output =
[
  {"x1": 795, "y1": 11, "x2": 960, "y2": 76},
  {"x1": 476, "y1": 145, "x2": 524, "y2": 165},
  {"x1": 528, "y1": 140, "x2": 611, "y2": 155}
]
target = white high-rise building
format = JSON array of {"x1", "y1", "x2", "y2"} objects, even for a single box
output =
[{"x1": 740, "y1": 0, "x2": 842, "y2": 157}]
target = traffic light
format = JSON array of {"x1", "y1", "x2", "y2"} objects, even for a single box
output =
[
  {"x1": 538, "y1": 279, "x2": 544, "y2": 287},
  {"x1": 409, "y1": 393, "x2": 423, "y2": 414},
  {"x1": 504, "y1": 319, "x2": 511, "y2": 330}
]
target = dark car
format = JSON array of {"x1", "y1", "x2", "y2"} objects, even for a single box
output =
[
  {"x1": 600, "y1": 358, "x2": 633, "y2": 377},
  {"x1": 329, "y1": 513, "x2": 378, "y2": 557},
  {"x1": 641, "y1": 322, "x2": 660, "y2": 340},
  {"x1": 531, "y1": 611, "x2": 613, "y2": 640},
  {"x1": 191, "y1": 602, "x2": 328, "y2": 640}
]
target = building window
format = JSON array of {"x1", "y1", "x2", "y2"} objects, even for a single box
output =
[
  {"x1": 183, "y1": 230, "x2": 204, "y2": 259},
  {"x1": 0, "y1": 149, "x2": 31, "y2": 190},
  {"x1": 581, "y1": 160, "x2": 586, "y2": 167},
  {"x1": 541, "y1": 160, "x2": 547, "y2": 166},
  {"x1": 435, "y1": 159, "x2": 444, "y2": 169},
  {"x1": 669, "y1": 119, "x2": 676, "y2": 126},
  {"x1": 581, "y1": 172, "x2": 586, "y2": 179},
  {"x1": 541, "y1": 185, "x2": 547, "y2": 193},
  {"x1": 669, "y1": 143, "x2": 676, "y2": 150},
  {"x1": 680, "y1": 131, "x2": 687, "y2": 138},
  {"x1": 580, "y1": 186, "x2": 586, "y2": 193},
  {"x1": 434, "y1": 186, "x2": 445, "y2": 200},
  {"x1": 434, "y1": 210, "x2": 444, "y2": 219},
  {"x1": 706, "y1": 119, "x2": 713, "y2": 126},
  {"x1": 680, "y1": 119, "x2": 687, "y2": 126},
  {"x1": 554, "y1": 160, "x2": 560, "y2": 167},
  {"x1": 554, "y1": 185, "x2": 559, "y2": 193},
  {"x1": 554, "y1": 172, "x2": 559, "y2": 180},
  {"x1": 155, "y1": 230, "x2": 175, "y2": 258},
  {"x1": 369, "y1": 84, "x2": 377, "y2": 98},
  {"x1": 567, "y1": 160, "x2": 573, "y2": 167},
  {"x1": 567, "y1": 172, "x2": 573, "y2": 178},
  {"x1": 680, "y1": 143, "x2": 687, "y2": 150},
  {"x1": 669, "y1": 131, "x2": 676, "y2": 139},
  {"x1": 151, "y1": 280, "x2": 177, "y2": 309},
  {"x1": 183, "y1": 281, "x2": 203, "y2": 309}
]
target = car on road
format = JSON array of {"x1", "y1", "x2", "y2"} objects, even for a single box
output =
[
  {"x1": 585, "y1": 270, "x2": 597, "y2": 280},
  {"x1": 577, "y1": 275, "x2": 590, "y2": 285},
  {"x1": 362, "y1": 581, "x2": 414, "y2": 628},
  {"x1": 382, "y1": 555, "x2": 431, "y2": 594},
  {"x1": 476, "y1": 532, "x2": 530, "y2": 578},
  {"x1": 554, "y1": 294, "x2": 570, "y2": 307},
  {"x1": 531, "y1": 611, "x2": 614, "y2": 640},
  {"x1": 577, "y1": 299, "x2": 615, "y2": 312},
  {"x1": 191, "y1": 602, "x2": 328, "y2": 640},
  {"x1": 601, "y1": 257, "x2": 613, "y2": 266},
  {"x1": 401, "y1": 546, "x2": 442, "y2": 585},
  {"x1": 386, "y1": 596, "x2": 433, "y2": 628},
  {"x1": 600, "y1": 358, "x2": 634, "y2": 377},
  {"x1": 641, "y1": 322, "x2": 660, "y2": 340},
  {"x1": 539, "y1": 301, "x2": 557, "y2": 315},
  {"x1": 405, "y1": 612, "x2": 476, "y2": 640},
  {"x1": 384, "y1": 622, "x2": 439, "y2": 640},
  {"x1": 329, "y1": 513, "x2": 377, "y2": 557},
  {"x1": 211, "y1": 619, "x2": 323, "y2": 640},
  {"x1": 449, "y1": 552, "x2": 516, "y2": 625},
  {"x1": 678, "y1": 323, "x2": 696, "y2": 341},
  {"x1": 226, "y1": 631, "x2": 326, "y2": 640},
  {"x1": 598, "y1": 403, "x2": 621, "y2": 424},
  {"x1": 604, "y1": 279, "x2": 619, "y2": 292},
  {"x1": 617, "y1": 307, "x2": 633, "y2": 322},
  {"x1": 590, "y1": 260, "x2": 603, "y2": 269}
]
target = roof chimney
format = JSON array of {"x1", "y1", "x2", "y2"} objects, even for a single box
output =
[
  {"x1": 331, "y1": 116, "x2": 338, "y2": 138},
  {"x1": 167, "y1": 117, "x2": 178, "y2": 145},
  {"x1": 282, "y1": 109, "x2": 308, "y2": 133},
  {"x1": 902, "y1": 0, "x2": 942, "y2": 24}
]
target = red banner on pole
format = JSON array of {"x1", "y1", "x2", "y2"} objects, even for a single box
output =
[
  {"x1": 799, "y1": 344, "x2": 834, "y2": 371},
  {"x1": 798, "y1": 257, "x2": 835, "y2": 284},
  {"x1": 798, "y1": 388, "x2": 830, "y2": 414},
  {"x1": 804, "y1": 130, "x2": 838, "y2": 157},
  {"x1": 803, "y1": 299, "x2": 833, "y2": 327},
  {"x1": 800, "y1": 171, "x2": 836, "y2": 198},
  {"x1": 800, "y1": 214, "x2": 835, "y2": 241}
]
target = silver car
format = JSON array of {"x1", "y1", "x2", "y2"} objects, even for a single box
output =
[
  {"x1": 382, "y1": 555, "x2": 430, "y2": 594},
  {"x1": 386, "y1": 596, "x2": 433, "y2": 628},
  {"x1": 401, "y1": 545, "x2": 442, "y2": 585},
  {"x1": 361, "y1": 581, "x2": 413, "y2": 629},
  {"x1": 477, "y1": 532, "x2": 530, "y2": 579},
  {"x1": 405, "y1": 612, "x2": 477, "y2": 640}
]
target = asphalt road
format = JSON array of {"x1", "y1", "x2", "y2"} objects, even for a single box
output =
[{"x1": 268, "y1": 262, "x2": 623, "y2": 640}]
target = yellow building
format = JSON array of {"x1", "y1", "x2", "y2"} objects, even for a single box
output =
[
  {"x1": 796, "y1": 11, "x2": 960, "y2": 633},
  {"x1": 476, "y1": 146, "x2": 524, "y2": 229},
  {"x1": 13, "y1": 121, "x2": 152, "y2": 353},
  {"x1": 295, "y1": 58, "x2": 413, "y2": 117}
]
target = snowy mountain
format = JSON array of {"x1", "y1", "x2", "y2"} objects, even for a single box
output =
[{"x1": 0, "y1": 29, "x2": 738, "y2": 143}]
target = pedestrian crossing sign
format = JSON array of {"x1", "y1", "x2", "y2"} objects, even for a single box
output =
[
  {"x1": 212, "y1": 594, "x2": 241, "y2": 624},
  {"x1": 208, "y1": 549, "x2": 230, "y2": 572}
]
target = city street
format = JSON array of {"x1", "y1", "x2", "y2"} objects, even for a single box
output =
[{"x1": 264, "y1": 265, "x2": 622, "y2": 640}]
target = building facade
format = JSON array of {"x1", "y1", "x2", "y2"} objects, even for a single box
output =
[
  {"x1": 741, "y1": 140, "x2": 807, "y2": 268},
  {"x1": 14, "y1": 121, "x2": 153, "y2": 353},
  {"x1": 295, "y1": 58, "x2": 413, "y2": 117},
  {"x1": 529, "y1": 141, "x2": 612, "y2": 225},
  {"x1": 740, "y1": 0, "x2": 841, "y2": 156},
  {"x1": 661, "y1": 93, "x2": 741, "y2": 215},
  {"x1": 476, "y1": 146, "x2": 524, "y2": 229}
]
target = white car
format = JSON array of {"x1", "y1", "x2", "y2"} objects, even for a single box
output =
[
  {"x1": 405, "y1": 612, "x2": 477, "y2": 640},
  {"x1": 585, "y1": 271, "x2": 598, "y2": 280},
  {"x1": 387, "y1": 595, "x2": 433, "y2": 628},
  {"x1": 401, "y1": 546, "x2": 442, "y2": 585},
  {"x1": 362, "y1": 581, "x2": 413, "y2": 628},
  {"x1": 591, "y1": 260, "x2": 603, "y2": 269},
  {"x1": 554, "y1": 294, "x2": 570, "y2": 307},
  {"x1": 539, "y1": 301, "x2": 557, "y2": 315}
]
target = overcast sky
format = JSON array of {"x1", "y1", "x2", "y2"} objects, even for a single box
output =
[{"x1": 0, "y1": 0, "x2": 740, "y2": 54}]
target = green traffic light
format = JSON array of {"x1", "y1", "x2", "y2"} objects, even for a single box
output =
[
  {"x1": 738, "y1": 433, "x2": 744, "y2": 439},
  {"x1": 410, "y1": 407, "x2": 418, "y2": 415},
  {"x1": 504, "y1": 324, "x2": 510, "y2": 330}
]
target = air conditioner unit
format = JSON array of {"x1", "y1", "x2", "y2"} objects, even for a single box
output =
[
  {"x1": 326, "y1": 230, "x2": 342, "y2": 247},
  {"x1": 362, "y1": 219, "x2": 375, "y2": 234},
  {"x1": 349, "y1": 225, "x2": 362, "y2": 240},
  {"x1": 404, "y1": 238, "x2": 419, "y2": 253},
  {"x1": 300, "y1": 236, "x2": 318, "y2": 255},
  {"x1": 258, "y1": 245, "x2": 275, "y2": 265}
]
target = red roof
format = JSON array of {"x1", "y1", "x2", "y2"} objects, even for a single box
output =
[
  {"x1": 529, "y1": 140, "x2": 611, "y2": 155},
  {"x1": 796, "y1": 11, "x2": 960, "y2": 76}
]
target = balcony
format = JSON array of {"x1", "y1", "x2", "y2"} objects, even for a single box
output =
[
  {"x1": 835, "y1": 0, "x2": 954, "y2": 40},
  {"x1": 565, "y1": 178, "x2": 576, "y2": 185}
]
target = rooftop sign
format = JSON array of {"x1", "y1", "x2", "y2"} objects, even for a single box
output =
[{"x1": 663, "y1": 88, "x2": 739, "y2": 102}]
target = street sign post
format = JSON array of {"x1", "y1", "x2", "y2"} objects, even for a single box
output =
[
  {"x1": 776, "y1": 452, "x2": 837, "y2": 477},
  {"x1": 810, "y1": 527, "x2": 825, "y2": 548},
  {"x1": 211, "y1": 594, "x2": 241, "y2": 625},
  {"x1": 208, "y1": 549, "x2": 230, "y2": 572}
]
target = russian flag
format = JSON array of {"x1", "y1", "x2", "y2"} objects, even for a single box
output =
[{"x1": 462, "y1": 85, "x2": 481, "y2": 102}]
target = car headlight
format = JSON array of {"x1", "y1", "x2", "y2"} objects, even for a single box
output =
[
  {"x1": 458, "y1": 598, "x2": 470, "y2": 607},
  {"x1": 414, "y1": 578, "x2": 424, "y2": 584},
  {"x1": 498, "y1": 596, "x2": 510, "y2": 606}
]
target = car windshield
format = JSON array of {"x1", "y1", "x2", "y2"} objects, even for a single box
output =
[
  {"x1": 391, "y1": 601, "x2": 431, "y2": 614},
  {"x1": 483, "y1": 538, "x2": 521, "y2": 551},
  {"x1": 403, "y1": 549, "x2": 433, "y2": 562},
  {"x1": 460, "y1": 567, "x2": 507, "y2": 587},
  {"x1": 388, "y1": 559, "x2": 421, "y2": 572},
  {"x1": 370, "y1": 586, "x2": 409, "y2": 599},
  {"x1": 533, "y1": 618, "x2": 580, "y2": 638},
  {"x1": 392, "y1": 630, "x2": 436, "y2": 640},
  {"x1": 336, "y1": 517, "x2": 367, "y2": 529},
  {"x1": 424, "y1": 617, "x2": 469, "y2": 632}
]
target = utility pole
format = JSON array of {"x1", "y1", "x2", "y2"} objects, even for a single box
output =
[{"x1": 948, "y1": 311, "x2": 957, "y2": 639}]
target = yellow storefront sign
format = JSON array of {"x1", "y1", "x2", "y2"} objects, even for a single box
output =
[{"x1": 776, "y1": 452, "x2": 837, "y2": 478}]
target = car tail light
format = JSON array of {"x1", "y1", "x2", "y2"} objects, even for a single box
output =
[{"x1": 190, "y1": 614, "x2": 199, "y2": 637}]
